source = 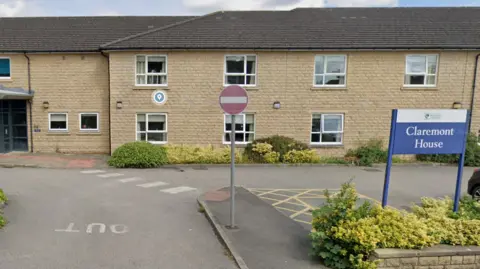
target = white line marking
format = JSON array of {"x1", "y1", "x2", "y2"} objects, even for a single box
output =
[
  {"x1": 80, "y1": 170, "x2": 105, "y2": 174},
  {"x1": 54, "y1": 223, "x2": 79, "y2": 233},
  {"x1": 136, "y1": 181, "x2": 168, "y2": 188},
  {"x1": 220, "y1": 96, "x2": 247, "y2": 104},
  {"x1": 97, "y1": 173, "x2": 124, "y2": 178},
  {"x1": 160, "y1": 186, "x2": 197, "y2": 194},
  {"x1": 110, "y1": 224, "x2": 129, "y2": 234},
  {"x1": 119, "y1": 177, "x2": 143, "y2": 183},
  {"x1": 86, "y1": 223, "x2": 106, "y2": 234}
]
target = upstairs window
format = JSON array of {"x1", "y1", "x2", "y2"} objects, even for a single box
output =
[
  {"x1": 405, "y1": 55, "x2": 438, "y2": 86},
  {"x1": 0, "y1": 58, "x2": 10, "y2": 79},
  {"x1": 314, "y1": 55, "x2": 346, "y2": 87},
  {"x1": 136, "y1": 55, "x2": 167, "y2": 86},
  {"x1": 224, "y1": 55, "x2": 257, "y2": 86}
]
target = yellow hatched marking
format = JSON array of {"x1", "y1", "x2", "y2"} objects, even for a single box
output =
[
  {"x1": 293, "y1": 219, "x2": 312, "y2": 225},
  {"x1": 260, "y1": 196, "x2": 305, "y2": 206},
  {"x1": 273, "y1": 189, "x2": 312, "y2": 206},
  {"x1": 290, "y1": 207, "x2": 311, "y2": 218},
  {"x1": 275, "y1": 206, "x2": 299, "y2": 213},
  {"x1": 256, "y1": 189, "x2": 283, "y2": 196}
]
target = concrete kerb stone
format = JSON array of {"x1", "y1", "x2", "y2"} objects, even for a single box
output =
[
  {"x1": 0, "y1": 163, "x2": 39, "y2": 169},
  {"x1": 197, "y1": 196, "x2": 249, "y2": 269}
]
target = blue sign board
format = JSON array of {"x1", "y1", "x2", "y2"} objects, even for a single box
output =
[{"x1": 382, "y1": 109, "x2": 469, "y2": 212}]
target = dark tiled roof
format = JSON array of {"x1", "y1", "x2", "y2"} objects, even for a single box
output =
[
  {"x1": 103, "y1": 7, "x2": 480, "y2": 50},
  {"x1": 0, "y1": 16, "x2": 193, "y2": 52}
]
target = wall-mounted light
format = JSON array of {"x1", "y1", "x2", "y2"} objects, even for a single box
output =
[
  {"x1": 273, "y1": 101, "x2": 281, "y2": 109},
  {"x1": 452, "y1": 102, "x2": 463, "y2": 109},
  {"x1": 116, "y1": 101, "x2": 123, "y2": 109},
  {"x1": 42, "y1": 101, "x2": 49, "y2": 109}
]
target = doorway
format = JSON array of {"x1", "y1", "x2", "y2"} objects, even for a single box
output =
[{"x1": 0, "y1": 100, "x2": 28, "y2": 153}]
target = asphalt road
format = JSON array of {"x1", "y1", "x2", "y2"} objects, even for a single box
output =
[{"x1": 0, "y1": 165, "x2": 474, "y2": 268}]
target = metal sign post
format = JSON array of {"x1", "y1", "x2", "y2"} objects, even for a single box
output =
[
  {"x1": 219, "y1": 85, "x2": 248, "y2": 228},
  {"x1": 382, "y1": 109, "x2": 468, "y2": 212}
]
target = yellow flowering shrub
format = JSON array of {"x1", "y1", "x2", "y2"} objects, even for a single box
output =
[
  {"x1": 164, "y1": 145, "x2": 244, "y2": 164},
  {"x1": 283, "y1": 149, "x2": 321, "y2": 164}
]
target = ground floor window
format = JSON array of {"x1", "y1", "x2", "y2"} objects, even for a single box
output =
[
  {"x1": 49, "y1": 113, "x2": 68, "y2": 131},
  {"x1": 79, "y1": 113, "x2": 99, "y2": 131},
  {"x1": 311, "y1": 113, "x2": 344, "y2": 144},
  {"x1": 224, "y1": 113, "x2": 255, "y2": 144},
  {"x1": 136, "y1": 113, "x2": 167, "y2": 143}
]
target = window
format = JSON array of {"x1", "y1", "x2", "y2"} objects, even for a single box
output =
[
  {"x1": 136, "y1": 55, "x2": 167, "y2": 85},
  {"x1": 311, "y1": 114, "x2": 344, "y2": 144},
  {"x1": 314, "y1": 55, "x2": 346, "y2": 87},
  {"x1": 49, "y1": 113, "x2": 68, "y2": 131},
  {"x1": 224, "y1": 114, "x2": 255, "y2": 144},
  {"x1": 224, "y1": 55, "x2": 257, "y2": 86},
  {"x1": 79, "y1": 113, "x2": 99, "y2": 131},
  {"x1": 404, "y1": 55, "x2": 438, "y2": 86},
  {"x1": 0, "y1": 58, "x2": 10, "y2": 79},
  {"x1": 136, "y1": 113, "x2": 167, "y2": 143}
]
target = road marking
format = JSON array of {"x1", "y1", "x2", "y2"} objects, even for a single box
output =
[
  {"x1": 80, "y1": 170, "x2": 105, "y2": 174},
  {"x1": 110, "y1": 224, "x2": 129, "y2": 234},
  {"x1": 55, "y1": 223, "x2": 79, "y2": 233},
  {"x1": 97, "y1": 173, "x2": 124, "y2": 178},
  {"x1": 119, "y1": 177, "x2": 143, "y2": 183},
  {"x1": 160, "y1": 186, "x2": 196, "y2": 194},
  {"x1": 136, "y1": 181, "x2": 168, "y2": 188},
  {"x1": 86, "y1": 223, "x2": 106, "y2": 234}
]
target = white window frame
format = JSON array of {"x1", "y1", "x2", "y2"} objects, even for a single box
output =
[
  {"x1": 224, "y1": 55, "x2": 257, "y2": 87},
  {"x1": 0, "y1": 57, "x2": 11, "y2": 80},
  {"x1": 135, "y1": 113, "x2": 168, "y2": 144},
  {"x1": 135, "y1": 55, "x2": 168, "y2": 86},
  {"x1": 404, "y1": 54, "x2": 439, "y2": 87},
  {"x1": 48, "y1": 113, "x2": 68, "y2": 132},
  {"x1": 223, "y1": 113, "x2": 255, "y2": 144},
  {"x1": 79, "y1": 113, "x2": 99, "y2": 131},
  {"x1": 313, "y1": 55, "x2": 347, "y2": 87},
  {"x1": 310, "y1": 114, "x2": 344, "y2": 145}
]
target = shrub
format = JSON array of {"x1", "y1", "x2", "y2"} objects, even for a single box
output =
[
  {"x1": 345, "y1": 139, "x2": 387, "y2": 166},
  {"x1": 244, "y1": 135, "x2": 308, "y2": 162},
  {"x1": 108, "y1": 142, "x2": 168, "y2": 168},
  {"x1": 164, "y1": 145, "x2": 244, "y2": 164},
  {"x1": 283, "y1": 149, "x2": 321, "y2": 164},
  {"x1": 0, "y1": 189, "x2": 7, "y2": 204},
  {"x1": 416, "y1": 134, "x2": 480, "y2": 166}
]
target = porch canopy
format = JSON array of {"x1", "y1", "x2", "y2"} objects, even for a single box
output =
[{"x1": 0, "y1": 85, "x2": 34, "y2": 100}]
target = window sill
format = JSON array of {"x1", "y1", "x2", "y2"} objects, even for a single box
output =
[
  {"x1": 0, "y1": 78, "x2": 12, "y2": 82},
  {"x1": 401, "y1": 86, "x2": 438, "y2": 91},
  {"x1": 47, "y1": 131, "x2": 70, "y2": 136},
  {"x1": 133, "y1": 85, "x2": 169, "y2": 90},
  {"x1": 77, "y1": 131, "x2": 102, "y2": 136},
  {"x1": 310, "y1": 144, "x2": 344, "y2": 148},
  {"x1": 311, "y1": 87, "x2": 347, "y2": 91}
]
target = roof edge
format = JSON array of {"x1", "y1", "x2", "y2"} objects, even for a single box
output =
[{"x1": 100, "y1": 11, "x2": 222, "y2": 48}]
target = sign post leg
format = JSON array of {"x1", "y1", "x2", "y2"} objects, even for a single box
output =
[
  {"x1": 382, "y1": 109, "x2": 397, "y2": 208},
  {"x1": 229, "y1": 114, "x2": 236, "y2": 228},
  {"x1": 453, "y1": 152, "x2": 465, "y2": 212}
]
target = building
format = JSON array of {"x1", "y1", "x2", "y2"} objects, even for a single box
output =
[{"x1": 0, "y1": 7, "x2": 479, "y2": 156}]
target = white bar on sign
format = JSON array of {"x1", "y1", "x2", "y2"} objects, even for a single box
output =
[
  {"x1": 396, "y1": 109, "x2": 467, "y2": 123},
  {"x1": 220, "y1": 96, "x2": 247, "y2": 104}
]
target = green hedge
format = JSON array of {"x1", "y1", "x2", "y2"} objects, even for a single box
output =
[
  {"x1": 108, "y1": 142, "x2": 168, "y2": 168},
  {"x1": 416, "y1": 133, "x2": 480, "y2": 166},
  {"x1": 310, "y1": 183, "x2": 480, "y2": 269},
  {"x1": 0, "y1": 189, "x2": 7, "y2": 228},
  {"x1": 244, "y1": 135, "x2": 308, "y2": 162},
  {"x1": 345, "y1": 139, "x2": 387, "y2": 166}
]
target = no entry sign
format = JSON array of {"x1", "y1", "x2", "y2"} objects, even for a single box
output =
[{"x1": 219, "y1": 85, "x2": 248, "y2": 115}]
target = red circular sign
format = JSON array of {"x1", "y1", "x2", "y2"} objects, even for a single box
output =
[{"x1": 219, "y1": 85, "x2": 248, "y2": 115}]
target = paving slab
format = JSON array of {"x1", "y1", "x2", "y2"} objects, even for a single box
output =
[
  {"x1": 0, "y1": 152, "x2": 108, "y2": 169},
  {"x1": 199, "y1": 187, "x2": 326, "y2": 269}
]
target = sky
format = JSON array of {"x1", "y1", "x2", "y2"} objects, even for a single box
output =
[{"x1": 0, "y1": 0, "x2": 479, "y2": 17}]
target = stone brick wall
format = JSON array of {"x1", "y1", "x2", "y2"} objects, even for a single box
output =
[
  {"x1": 374, "y1": 246, "x2": 480, "y2": 269},
  {"x1": 109, "y1": 50, "x2": 480, "y2": 155},
  {"x1": 0, "y1": 53, "x2": 110, "y2": 154}
]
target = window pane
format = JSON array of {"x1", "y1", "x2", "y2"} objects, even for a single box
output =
[
  {"x1": 136, "y1": 56, "x2": 146, "y2": 74},
  {"x1": 226, "y1": 56, "x2": 245, "y2": 73},
  {"x1": 326, "y1": 56, "x2": 346, "y2": 73},
  {"x1": 50, "y1": 121, "x2": 66, "y2": 129},
  {"x1": 147, "y1": 56, "x2": 166, "y2": 73},
  {"x1": 136, "y1": 75, "x2": 146, "y2": 85},
  {"x1": 235, "y1": 133, "x2": 244, "y2": 142},
  {"x1": 51, "y1": 114, "x2": 66, "y2": 121},
  {"x1": 323, "y1": 115, "x2": 343, "y2": 132},
  {"x1": 325, "y1": 75, "x2": 345, "y2": 85},
  {"x1": 148, "y1": 114, "x2": 166, "y2": 131},
  {"x1": 246, "y1": 75, "x2": 255, "y2": 85},
  {"x1": 406, "y1": 56, "x2": 426, "y2": 73},
  {"x1": 147, "y1": 75, "x2": 166, "y2": 85},
  {"x1": 314, "y1": 75, "x2": 324, "y2": 85},
  {"x1": 312, "y1": 117, "x2": 321, "y2": 132},
  {"x1": 13, "y1": 126, "x2": 27, "y2": 137},
  {"x1": 405, "y1": 75, "x2": 425, "y2": 85},
  {"x1": 311, "y1": 133, "x2": 321, "y2": 143},
  {"x1": 314, "y1": 56, "x2": 324, "y2": 75},
  {"x1": 147, "y1": 133, "x2": 166, "y2": 142},
  {"x1": 137, "y1": 114, "x2": 146, "y2": 131},
  {"x1": 226, "y1": 75, "x2": 245, "y2": 85},
  {"x1": 246, "y1": 133, "x2": 254, "y2": 142},
  {"x1": 137, "y1": 133, "x2": 146, "y2": 141},
  {"x1": 246, "y1": 56, "x2": 256, "y2": 74},
  {"x1": 81, "y1": 114, "x2": 98, "y2": 130},
  {"x1": 426, "y1": 75, "x2": 436, "y2": 85},
  {"x1": 13, "y1": 138, "x2": 28, "y2": 151},
  {"x1": 321, "y1": 133, "x2": 342, "y2": 143},
  {"x1": 427, "y1": 56, "x2": 437, "y2": 74},
  {"x1": 12, "y1": 113, "x2": 26, "y2": 125},
  {"x1": 0, "y1": 59, "x2": 10, "y2": 77}
]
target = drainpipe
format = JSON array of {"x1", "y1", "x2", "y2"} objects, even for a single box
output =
[
  {"x1": 24, "y1": 52, "x2": 34, "y2": 153},
  {"x1": 100, "y1": 51, "x2": 112, "y2": 155},
  {"x1": 468, "y1": 54, "x2": 480, "y2": 133}
]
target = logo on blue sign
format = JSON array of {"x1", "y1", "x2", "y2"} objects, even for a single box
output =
[{"x1": 152, "y1": 90, "x2": 166, "y2": 105}]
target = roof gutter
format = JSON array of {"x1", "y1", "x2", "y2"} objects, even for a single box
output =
[{"x1": 468, "y1": 53, "x2": 480, "y2": 133}]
